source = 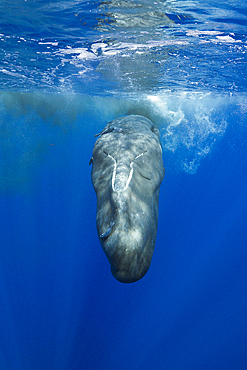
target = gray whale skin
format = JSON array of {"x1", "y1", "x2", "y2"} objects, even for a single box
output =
[{"x1": 90, "y1": 115, "x2": 165, "y2": 283}]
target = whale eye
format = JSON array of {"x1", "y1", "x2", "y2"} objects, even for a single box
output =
[{"x1": 139, "y1": 173, "x2": 151, "y2": 180}]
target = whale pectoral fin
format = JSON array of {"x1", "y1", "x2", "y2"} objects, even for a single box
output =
[
  {"x1": 94, "y1": 122, "x2": 125, "y2": 138},
  {"x1": 150, "y1": 125, "x2": 160, "y2": 138},
  {"x1": 94, "y1": 123, "x2": 111, "y2": 137}
]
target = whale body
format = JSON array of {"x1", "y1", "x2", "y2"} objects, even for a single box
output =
[{"x1": 90, "y1": 115, "x2": 165, "y2": 283}]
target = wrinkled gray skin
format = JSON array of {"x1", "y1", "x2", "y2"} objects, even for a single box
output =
[{"x1": 90, "y1": 115, "x2": 165, "y2": 283}]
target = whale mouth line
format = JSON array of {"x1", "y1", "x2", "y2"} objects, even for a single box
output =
[
  {"x1": 100, "y1": 221, "x2": 115, "y2": 241},
  {"x1": 103, "y1": 150, "x2": 147, "y2": 192}
]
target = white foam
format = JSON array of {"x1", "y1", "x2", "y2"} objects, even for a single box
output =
[
  {"x1": 91, "y1": 42, "x2": 107, "y2": 53},
  {"x1": 77, "y1": 50, "x2": 97, "y2": 60},
  {"x1": 59, "y1": 39, "x2": 190, "y2": 64},
  {"x1": 146, "y1": 92, "x2": 230, "y2": 174},
  {"x1": 58, "y1": 47, "x2": 87, "y2": 55},
  {"x1": 0, "y1": 69, "x2": 26, "y2": 78},
  {"x1": 58, "y1": 47, "x2": 97, "y2": 61},
  {"x1": 216, "y1": 35, "x2": 241, "y2": 43},
  {"x1": 39, "y1": 42, "x2": 59, "y2": 46},
  {"x1": 186, "y1": 30, "x2": 223, "y2": 37}
]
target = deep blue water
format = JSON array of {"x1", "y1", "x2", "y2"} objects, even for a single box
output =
[{"x1": 0, "y1": 1, "x2": 247, "y2": 369}]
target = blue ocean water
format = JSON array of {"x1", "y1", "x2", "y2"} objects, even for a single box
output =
[{"x1": 0, "y1": 1, "x2": 247, "y2": 369}]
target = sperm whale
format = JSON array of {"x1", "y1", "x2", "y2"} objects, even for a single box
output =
[{"x1": 90, "y1": 115, "x2": 165, "y2": 283}]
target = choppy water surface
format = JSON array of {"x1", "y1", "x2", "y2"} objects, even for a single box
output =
[{"x1": 0, "y1": 0, "x2": 246, "y2": 94}]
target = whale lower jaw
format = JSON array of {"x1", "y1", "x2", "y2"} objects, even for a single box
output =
[
  {"x1": 99, "y1": 198, "x2": 157, "y2": 283},
  {"x1": 103, "y1": 228, "x2": 155, "y2": 283},
  {"x1": 111, "y1": 264, "x2": 149, "y2": 284}
]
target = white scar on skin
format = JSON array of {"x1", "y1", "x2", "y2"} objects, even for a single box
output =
[
  {"x1": 106, "y1": 152, "x2": 144, "y2": 192},
  {"x1": 107, "y1": 154, "x2": 117, "y2": 191}
]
